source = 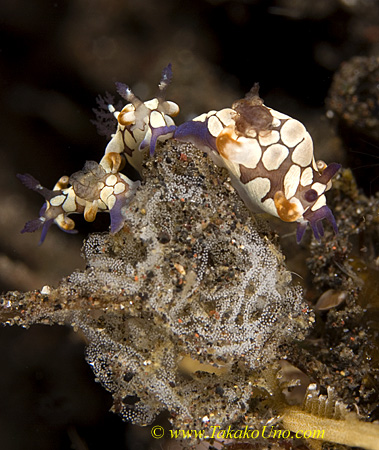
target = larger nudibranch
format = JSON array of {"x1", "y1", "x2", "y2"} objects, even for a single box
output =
[{"x1": 174, "y1": 84, "x2": 341, "y2": 242}]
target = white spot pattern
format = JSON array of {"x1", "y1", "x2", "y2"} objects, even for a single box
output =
[
  {"x1": 105, "y1": 175, "x2": 118, "y2": 186},
  {"x1": 246, "y1": 177, "x2": 271, "y2": 205},
  {"x1": 300, "y1": 167, "x2": 313, "y2": 186},
  {"x1": 259, "y1": 130, "x2": 280, "y2": 146},
  {"x1": 262, "y1": 144, "x2": 289, "y2": 171},
  {"x1": 50, "y1": 195, "x2": 66, "y2": 207},
  {"x1": 208, "y1": 115, "x2": 224, "y2": 137},
  {"x1": 311, "y1": 194, "x2": 326, "y2": 211},
  {"x1": 150, "y1": 110, "x2": 166, "y2": 128},
  {"x1": 280, "y1": 119, "x2": 306, "y2": 148},
  {"x1": 311, "y1": 182, "x2": 326, "y2": 195},
  {"x1": 291, "y1": 133, "x2": 313, "y2": 167},
  {"x1": 100, "y1": 186, "x2": 114, "y2": 204},
  {"x1": 227, "y1": 137, "x2": 262, "y2": 168},
  {"x1": 215, "y1": 108, "x2": 235, "y2": 126},
  {"x1": 284, "y1": 164, "x2": 301, "y2": 199},
  {"x1": 114, "y1": 182, "x2": 126, "y2": 195}
]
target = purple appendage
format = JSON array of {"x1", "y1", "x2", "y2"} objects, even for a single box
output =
[
  {"x1": 174, "y1": 120, "x2": 217, "y2": 153},
  {"x1": 297, "y1": 205, "x2": 338, "y2": 243},
  {"x1": 147, "y1": 125, "x2": 176, "y2": 156},
  {"x1": 109, "y1": 196, "x2": 128, "y2": 234}
]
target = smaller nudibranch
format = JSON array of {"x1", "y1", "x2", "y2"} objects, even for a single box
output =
[
  {"x1": 104, "y1": 63, "x2": 180, "y2": 172},
  {"x1": 174, "y1": 84, "x2": 340, "y2": 242},
  {"x1": 17, "y1": 152, "x2": 140, "y2": 244}
]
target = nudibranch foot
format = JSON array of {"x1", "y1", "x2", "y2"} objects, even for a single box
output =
[
  {"x1": 109, "y1": 195, "x2": 130, "y2": 234},
  {"x1": 174, "y1": 120, "x2": 218, "y2": 154}
]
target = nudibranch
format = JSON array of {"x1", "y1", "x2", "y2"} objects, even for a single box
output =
[
  {"x1": 17, "y1": 153, "x2": 140, "y2": 244},
  {"x1": 174, "y1": 84, "x2": 340, "y2": 242},
  {"x1": 104, "y1": 63, "x2": 179, "y2": 172}
]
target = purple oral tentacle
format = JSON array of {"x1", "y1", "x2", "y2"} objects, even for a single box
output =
[
  {"x1": 303, "y1": 205, "x2": 338, "y2": 241},
  {"x1": 296, "y1": 222, "x2": 308, "y2": 244},
  {"x1": 39, "y1": 203, "x2": 47, "y2": 216},
  {"x1": 324, "y1": 205, "x2": 338, "y2": 234},
  {"x1": 316, "y1": 220, "x2": 324, "y2": 237},
  {"x1": 38, "y1": 219, "x2": 55, "y2": 245},
  {"x1": 310, "y1": 221, "x2": 321, "y2": 241}
]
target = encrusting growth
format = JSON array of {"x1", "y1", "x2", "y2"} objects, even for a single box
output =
[{"x1": 5, "y1": 139, "x2": 313, "y2": 428}]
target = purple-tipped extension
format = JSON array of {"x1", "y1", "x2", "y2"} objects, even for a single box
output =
[
  {"x1": 303, "y1": 205, "x2": 338, "y2": 242},
  {"x1": 159, "y1": 63, "x2": 173, "y2": 91},
  {"x1": 296, "y1": 222, "x2": 308, "y2": 243},
  {"x1": 17, "y1": 173, "x2": 42, "y2": 191}
]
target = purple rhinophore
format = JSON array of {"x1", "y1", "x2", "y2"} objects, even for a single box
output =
[
  {"x1": 17, "y1": 173, "x2": 59, "y2": 202},
  {"x1": 159, "y1": 63, "x2": 173, "y2": 90}
]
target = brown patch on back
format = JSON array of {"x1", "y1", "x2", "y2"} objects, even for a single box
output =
[{"x1": 232, "y1": 83, "x2": 273, "y2": 137}]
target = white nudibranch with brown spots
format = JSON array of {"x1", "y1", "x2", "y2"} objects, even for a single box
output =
[
  {"x1": 18, "y1": 66, "x2": 339, "y2": 244},
  {"x1": 17, "y1": 153, "x2": 140, "y2": 244},
  {"x1": 174, "y1": 84, "x2": 340, "y2": 242},
  {"x1": 105, "y1": 63, "x2": 179, "y2": 172}
]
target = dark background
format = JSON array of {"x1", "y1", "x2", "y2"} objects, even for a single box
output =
[{"x1": 0, "y1": 0, "x2": 378, "y2": 449}]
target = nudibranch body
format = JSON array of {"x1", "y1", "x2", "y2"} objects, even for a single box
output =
[
  {"x1": 17, "y1": 153, "x2": 140, "y2": 244},
  {"x1": 104, "y1": 63, "x2": 179, "y2": 172},
  {"x1": 174, "y1": 85, "x2": 340, "y2": 242}
]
